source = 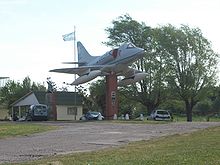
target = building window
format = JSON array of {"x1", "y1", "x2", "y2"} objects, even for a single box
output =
[{"x1": 67, "y1": 107, "x2": 77, "y2": 115}]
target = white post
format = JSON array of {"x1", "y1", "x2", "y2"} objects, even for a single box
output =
[
  {"x1": 98, "y1": 114, "x2": 103, "y2": 120},
  {"x1": 11, "y1": 107, "x2": 14, "y2": 121},
  {"x1": 125, "y1": 114, "x2": 129, "y2": 120},
  {"x1": 113, "y1": 114, "x2": 117, "y2": 120},
  {"x1": 140, "y1": 114, "x2": 144, "y2": 121}
]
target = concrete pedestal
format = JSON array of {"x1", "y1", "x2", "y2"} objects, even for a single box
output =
[{"x1": 105, "y1": 72, "x2": 118, "y2": 119}]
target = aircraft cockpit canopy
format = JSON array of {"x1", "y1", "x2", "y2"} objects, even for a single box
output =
[{"x1": 126, "y1": 43, "x2": 136, "y2": 49}]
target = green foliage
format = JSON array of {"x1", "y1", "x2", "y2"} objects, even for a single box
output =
[
  {"x1": 88, "y1": 79, "x2": 106, "y2": 113},
  {"x1": 212, "y1": 96, "x2": 220, "y2": 113},
  {"x1": 104, "y1": 14, "x2": 150, "y2": 47},
  {"x1": 118, "y1": 89, "x2": 142, "y2": 118},
  {"x1": 189, "y1": 85, "x2": 220, "y2": 116},
  {"x1": 0, "y1": 76, "x2": 46, "y2": 107},
  {"x1": 46, "y1": 77, "x2": 57, "y2": 92},
  {"x1": 210, "y1": 86, "x2": 220, "y2": 114},
  {"x1": 194, "y1": 99, "x2": 212, "y2": 115},
  {"x1": 157, "y1": 24, "x2": 218, "y2": 121},
  {"x1": 159, "y1": 99, "x2": 185, "y2": 115}
]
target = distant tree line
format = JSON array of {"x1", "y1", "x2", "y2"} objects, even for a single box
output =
[{"x1": 0, "y1": 77, "x2": 46, "y2": 108}]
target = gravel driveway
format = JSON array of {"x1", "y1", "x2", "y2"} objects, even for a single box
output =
[{"x1": 0, "y1": 121, "x2": 220, "y2": 164}]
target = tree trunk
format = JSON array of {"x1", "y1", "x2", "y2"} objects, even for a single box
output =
[
  {"x1": 146, "y1": 103, "x2": 157, "y2": 114},
  {"x1": 185, "y1": 100, "x2": 192, "y2": 122}
]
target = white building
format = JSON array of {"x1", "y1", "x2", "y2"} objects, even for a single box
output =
[{"x1": 10, "y1": 91, "x2": 83, "y2": 121}]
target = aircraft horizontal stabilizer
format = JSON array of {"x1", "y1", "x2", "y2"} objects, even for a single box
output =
[{"x1": 62, "y1": 62, "x2": 87, "y2": 65}]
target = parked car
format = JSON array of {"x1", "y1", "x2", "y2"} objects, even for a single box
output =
[
  {"x1": 80, "y1": 111, "x2": 104, "y2": 120},
  {"x1": 25, "y1": 104, "x2": 49, "y2": 121},
  {"x1": 147, "y1": 110, "x2": 172, "y2": 121}
]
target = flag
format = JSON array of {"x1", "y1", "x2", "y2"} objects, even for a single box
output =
[{"x1": 62, "y1": 32, "x2": 75, "y2": 41}]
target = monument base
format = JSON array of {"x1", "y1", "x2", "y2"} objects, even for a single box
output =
[
  {"x1": 45, "y1": 93, "x2": 57, "y2": 120},
  {"x1": 105, "y1": 72, "x2": 118, "y2": 119}
]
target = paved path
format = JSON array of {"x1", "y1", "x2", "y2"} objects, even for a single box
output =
[{"x1": 0, "y1": 122, "x2": 220, "y2": 164}]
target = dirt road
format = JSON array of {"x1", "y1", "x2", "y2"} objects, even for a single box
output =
[{"x1": 0, "y1": 121, "x2": 220, "y2": 164}]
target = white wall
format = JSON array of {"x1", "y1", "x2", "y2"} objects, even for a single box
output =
[
  {"x1": 14, "y1": 93, "x2": 39, "y2": 106},
  {"x1": 56, "y1": 105, "x2": 82, "y2": 120}
]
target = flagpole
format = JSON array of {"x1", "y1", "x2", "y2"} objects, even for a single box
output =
[
  {"x1": 74, "y1": 26, "x2": 76, "y2": 63},
  {"x1": 73, "y1": 26, "x2": 77, "y2": 111}
]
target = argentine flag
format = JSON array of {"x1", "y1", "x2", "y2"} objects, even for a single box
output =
[{"x1": 62, "y1": 32, "x2": 75, "y2": 41}]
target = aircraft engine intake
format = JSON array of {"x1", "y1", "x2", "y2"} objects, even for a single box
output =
[
  {"x1": 118, "y1": 72, "x2": 147, "y2": 86},
  {"x1": 71, "y1": 70, "x2": 101, "y2": 85}
]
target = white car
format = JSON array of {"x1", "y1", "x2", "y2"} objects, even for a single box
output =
[
  {"x1": 80, "y1": 111, "x2": 104, "y2": 120},
  {"x1": 148, "y1": 110, "x2": 172, "y2": 121}
]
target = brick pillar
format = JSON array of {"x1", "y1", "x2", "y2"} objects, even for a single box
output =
[
  {"x1": 105, "y1": 72, "x2": 118, "y2": 119},
  {"x1": 45, "y1": 93, "x2": 57, "y2": 120}
]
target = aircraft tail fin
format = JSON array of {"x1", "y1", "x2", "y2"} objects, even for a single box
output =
[{"x1": 77, "y1": 42, "x2": 97, "y2": 65}]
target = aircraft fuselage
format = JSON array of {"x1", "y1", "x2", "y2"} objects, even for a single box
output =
[{"x1": 89, "y1": 43, "x2": 144, "y2": 66}]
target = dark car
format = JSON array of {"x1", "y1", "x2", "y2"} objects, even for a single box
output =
[
  {"x1": 25, "y1": 104, "x2": 49, "y2": 121},
  {"x1": 80, "y1": 111, "x2": 104, "y2": 120}
]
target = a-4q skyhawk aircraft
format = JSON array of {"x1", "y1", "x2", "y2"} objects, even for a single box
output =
[{"x1": 50, "y1": 42, "x2": 146, "y2": 86}]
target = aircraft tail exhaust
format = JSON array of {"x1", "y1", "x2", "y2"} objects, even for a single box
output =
[{"x1": 77, "y1": 42, "x2": 97, "y2": 65}]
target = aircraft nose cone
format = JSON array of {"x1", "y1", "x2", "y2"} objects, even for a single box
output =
[
  {"x1": 137, "y1": 48, "x2": 145, "y2": 56},
  {"x1": 140, "y1": 48, "x2": 145, "y2": 53}
]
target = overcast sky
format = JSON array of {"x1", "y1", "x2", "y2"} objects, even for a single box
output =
[{"x1": 0, "y1": 0, "x2": 220, "y2": 89}]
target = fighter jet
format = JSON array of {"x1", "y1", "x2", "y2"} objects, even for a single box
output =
[{"x1": 50, "y1": 42, "x2": 146, "y2": 86}]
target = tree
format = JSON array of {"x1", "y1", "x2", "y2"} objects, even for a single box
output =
[
  {"x1": 46, "y1": 77, "x2": 57, "y2": 92},
  {"x1": 157, "y1": 24, "x2": 219, "y2": 121},
  {"x1": 118, "y1": 87, "x2": 147, "y2": 118},
  {"x1": 104, "y1": 14, "x2": 167, "y2": 113},
  {"x1": 208, "y1": 85, "x2": 220, "y2": 115},
  {"x1": 0, "y1": 76, "x2": 46, "y2": 107},
  {"x1": 88, "y1": 79, "x2": 106, "y2": 114},
  {"x1": 0, "y1": 80, "x2": 23, "y2": 107},
  {"x1": 75, "y1": 85, "x2": 92, "y2": 113}
]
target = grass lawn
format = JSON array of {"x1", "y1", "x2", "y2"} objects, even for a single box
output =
[
  {"x1": 173, "y1": 115, "x2": 220, "y2": 122},
  {"x1": 13, "y1": 126, "x2": 220, "y2": 165},
  {"x1": 0, "y1": 122, "x2": 56, "y2": 139}
]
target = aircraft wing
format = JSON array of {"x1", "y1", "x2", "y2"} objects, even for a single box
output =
[
  {"x1": 50, "y1": 65, "x2": 114, "y2": 76},
  {"x1": 50, "y1": 64, "x2": 144, "y2": 77},
  {"x1": 50, "y1": 67, "x2": 85, "y2": 74}
]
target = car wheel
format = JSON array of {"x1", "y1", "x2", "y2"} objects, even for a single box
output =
[{"x1": 81, "y1": 116, "x2": 86, "y2": 120}]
